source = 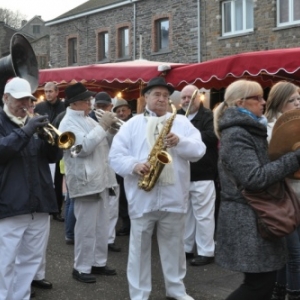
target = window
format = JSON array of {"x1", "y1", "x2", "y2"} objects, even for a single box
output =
[
  {"x1": 98, "y1": 32, "x2": 109, "y2": 61},
  {"x1": 277, "y1": 0, "x2": 300, "y2": 26},
  {"x1": 68, "y1": 38, "x2": 77, "y2": 65},
  {"x1": 155, "y1": 18, "x2": 169, "y2": 51},
  {"x1": 118, "y1": 27, "x2": 129, "y2": 58},
  {"x1": 222, "y1": 0, "x2": 253, "y2": 36},
  {"x1": 32, "y1": 25, "x2": 40, "y2": 34}
]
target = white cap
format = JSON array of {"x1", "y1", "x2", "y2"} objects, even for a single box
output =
[{"x1": 4, "y1": 77, "x2": 36, "y2": 100}]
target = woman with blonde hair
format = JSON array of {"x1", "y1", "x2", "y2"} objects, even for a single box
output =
[
  {"x1": 265, "y1": 81, "x2": 300, "y2": 300},
  {"x1": 214, "y1": 79, "x2": 300, "y2": 300}
]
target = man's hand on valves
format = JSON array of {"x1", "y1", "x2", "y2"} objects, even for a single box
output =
[
  {"x1": 164, "y1": 132, "x2": 179, "y2": 148},
  {"x1": 134, "y1": 163, "x2": 150, "y2": 176}
]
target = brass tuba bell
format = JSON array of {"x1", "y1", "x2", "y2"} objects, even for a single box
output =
[{"x1": 0, "y1": 33, "x2": 39, "y2": 100}]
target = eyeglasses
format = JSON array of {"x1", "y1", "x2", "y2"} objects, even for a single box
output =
[
  {"x1": 287, "y1": 97, "x2": 300, "y2": 104},
  {"x1": 150, "y1": 92, "x2": 170, "y2": 100},
  {"x1": 78, "y1": 97, "x2": 92, "y2": 104},
  {"x1": 242, "y1": 95, "x2": 264, "y2": 102}
]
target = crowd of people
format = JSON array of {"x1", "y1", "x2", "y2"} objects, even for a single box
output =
[{"x1": 0, "y1": 75, "x2": 300, "y2": 300}]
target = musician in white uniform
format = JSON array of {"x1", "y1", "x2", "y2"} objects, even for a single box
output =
[
  {"x1": 109, "y1": 77, "x2": 206, "y2": 300},
  {"x1": 59, "y1": 83, "x2": 118, "y2": 284}
]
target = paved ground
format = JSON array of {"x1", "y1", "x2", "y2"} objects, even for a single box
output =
[{"x1": 33, "y1": 218, "x2": 243, "y2": 300}]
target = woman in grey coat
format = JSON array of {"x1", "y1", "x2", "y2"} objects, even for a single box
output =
[{"x1": 213, "y1": 79, "x2": 300, "y2": 300}]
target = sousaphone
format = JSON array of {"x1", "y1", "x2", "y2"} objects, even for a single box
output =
[
  {"x1": 0, "y1": 33, "x2": 39, "y2": 99},
  {"x1": 268, "y1": 109, "x2": 300, "y2": 179}
]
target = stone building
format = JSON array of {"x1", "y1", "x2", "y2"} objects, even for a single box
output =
[
  {"x1": 19, "y1": 16, "x2": 50, "y2": 69},
  {"x1": 45, "y1": 0, "x2": 300, "y2": 68},
  {"x1": 0, "y1": 21, "x2": 17, "y2": 57},
  {"x1": 0, "y1": 15, "x2": 49, "y2": 70}
]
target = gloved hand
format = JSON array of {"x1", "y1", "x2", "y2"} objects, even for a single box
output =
[
  {"x1": 22, "y1": 115, "x2": 49, "y2": 137},
  {"x1": 98, "y1": 111, "x2": 118, "y2": 131}
]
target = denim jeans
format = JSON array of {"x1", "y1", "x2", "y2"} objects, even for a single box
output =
[
  {"x1": 64, "y1": 192, "x2": 76, "y2": 240},
  {"x1": 276, "y1": 225, "x2": 300, "y2": 290}
]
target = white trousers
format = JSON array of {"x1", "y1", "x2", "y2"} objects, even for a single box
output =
[
  {"x1": 74, "y1": 191, "x2": 109, "y2": 273},
  {"x1": 128, "y1": 211, "x2": 187, "y2": 300},
  {"x1": 0, "y1": 213, "x2": 49, "y2": 300},
  {"x1": 108, "y1": 186, "x2": 120, "y2": 244},
  {"x1": 184, "y1": 180, "x2": 215, "y2": 257},
  {"x1": 34, "y1": 215, "x2": 50, "y2": 280}
]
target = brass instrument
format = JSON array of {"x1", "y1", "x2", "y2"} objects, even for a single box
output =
[
  {"x1": 0, "y1": 33, "x2": 39, "y2": 100},
  {"x1": 185, "y1": 89, "x2": 198, "y2": 117},
  {"x1": 138, "y1": 100, "x2": 177, "y2": 192},
  {"x1": 25, "y1": 110, "x2": 76, "y2": 150},
  {"x1": 94, "y1": 109, "x2": 124, "y2": 130},
  {"x1": 70, "y1": 144, "x2": 83, "y2": 158}
]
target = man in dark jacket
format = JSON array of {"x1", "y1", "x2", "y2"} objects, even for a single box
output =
[
  {"x1": 0, "y1": 77, "x2": 62, "y2": 300},
  {"x1": 35, "y1": 81, "x2": 66, "y2": 222},
  {"x1": 178, "y1": 85, "x2": 218, "y2": 266}
]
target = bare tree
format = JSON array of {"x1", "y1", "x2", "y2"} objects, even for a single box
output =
[{"x1": 0, "y1": 7, "x2": 27, "y2": 29}]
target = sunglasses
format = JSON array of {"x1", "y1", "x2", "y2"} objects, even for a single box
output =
[{"x1": 242, "y1": 95, "x2": 264, "y2": 102}]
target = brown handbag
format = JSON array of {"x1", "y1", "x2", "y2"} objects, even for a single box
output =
[{"x1": 242, "y1": 180, "x2": 300, "y2": 240}]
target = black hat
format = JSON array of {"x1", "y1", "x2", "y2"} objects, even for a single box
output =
[
  {"x1": 95, "y1": 92, "x2": 112, "y2": 105},
  {"x1": 142, "y1": 77, "x2": 175, "y2": 96},
  {"x1": 65, "y1": 83, "x2": 96, "y2": 103}
]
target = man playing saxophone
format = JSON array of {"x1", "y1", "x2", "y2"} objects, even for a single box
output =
[{"x1": 109, "y1": 77, "x2": 206, "y2": 300}]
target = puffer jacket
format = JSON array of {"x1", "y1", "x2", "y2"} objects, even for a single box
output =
[
  {"x1": 216, "y1": 107, "x2": 300, "y2": 273},
  {"x1": 0, "y1": 109, "x2": 62, "y2": 219}
]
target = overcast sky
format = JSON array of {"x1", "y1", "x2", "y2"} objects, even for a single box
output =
[{"x1": 2, "y1": 0, "x2": 88, "y2": 21}]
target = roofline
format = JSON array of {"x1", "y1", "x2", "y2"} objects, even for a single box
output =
[{"x1": 45, "y1": 0, "x2": 139, "y2": 26}]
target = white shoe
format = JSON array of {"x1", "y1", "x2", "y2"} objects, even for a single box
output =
[{"x1": 167, "y1": 294, "x2": 195, "y2": 300}]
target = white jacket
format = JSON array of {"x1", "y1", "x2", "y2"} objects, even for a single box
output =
[
  {"x1": 59, "y1": 108, "x2": 117, "y2": 198},
  {"x1": 109, "y1": 113, "x2": 206, "y2": 219}
]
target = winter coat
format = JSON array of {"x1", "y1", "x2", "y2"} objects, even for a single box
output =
[
  {"x1": 178, "y1": 104, "x2": 218, "y2": 181},
  {"x1": 0, "y1": 109, "x2": 62, "y2": 219},
  {"x1": 216, "y1": 107, "x2": 300, "y2": 273},
  {"x1": 34, "y1": 98, "x2": 66, "y2": 123},
  {"x1": 59, "y1": 108, "x2": 117, "y2": 199}
]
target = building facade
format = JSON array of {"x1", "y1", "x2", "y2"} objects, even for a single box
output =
[{"x1": 45, "y1": 0, "x2": 300, "y2": 68}]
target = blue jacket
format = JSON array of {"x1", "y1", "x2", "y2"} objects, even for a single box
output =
[{"x1": 0, "y1": 108, "x2": 62, "y2": 219}]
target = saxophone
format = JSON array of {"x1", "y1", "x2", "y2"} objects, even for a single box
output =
[{"x1": 138, "y1": 100, "x2": 177, "y2": 192}]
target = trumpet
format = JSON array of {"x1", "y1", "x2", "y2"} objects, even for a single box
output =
[
  {"x1": 94, "y1": 109, "x2": 124, "y2": 130},
  {"x1": 24, "y1": 109, "x2": 76, "y2": 150},
  {"x1": 70, "y1": 144, "x2": 82, "y2": 158}
]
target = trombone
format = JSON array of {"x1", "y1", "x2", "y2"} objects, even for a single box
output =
[{"x1": 185, "y1": 89, "x2": 199, "y2": 118}]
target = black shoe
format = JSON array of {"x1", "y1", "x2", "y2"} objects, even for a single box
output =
[
  {"x1": 108, "y1": 243, "x2": 121, "y2": 252},
  {"x1": 30, "y1": 290, "x2": 36, "y2": 299},
  {"x1": 116, "y1": 227, "x2": 130, "y2": 236},
  {"x1": 190, "y1": 255, "x2": 214, "y2": 266},
  {"x1": 91, "y1": 266, "x2": 117, "y2": 276},
  {"x1": 31, "y1": 279, "x2": 53, "y2": 289},
  {"x1": 53, "y1": 213, "x2": 65, "y2": 222},
  {"x1": 185, "y1": 252, "x2": 194, "y2": 259},
  {"x1": 65, "y1": 238, "x2": 75, "y2": 245},
  {"x1": 72, "y1": 269, "x2": 96, "y2": 283}
]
